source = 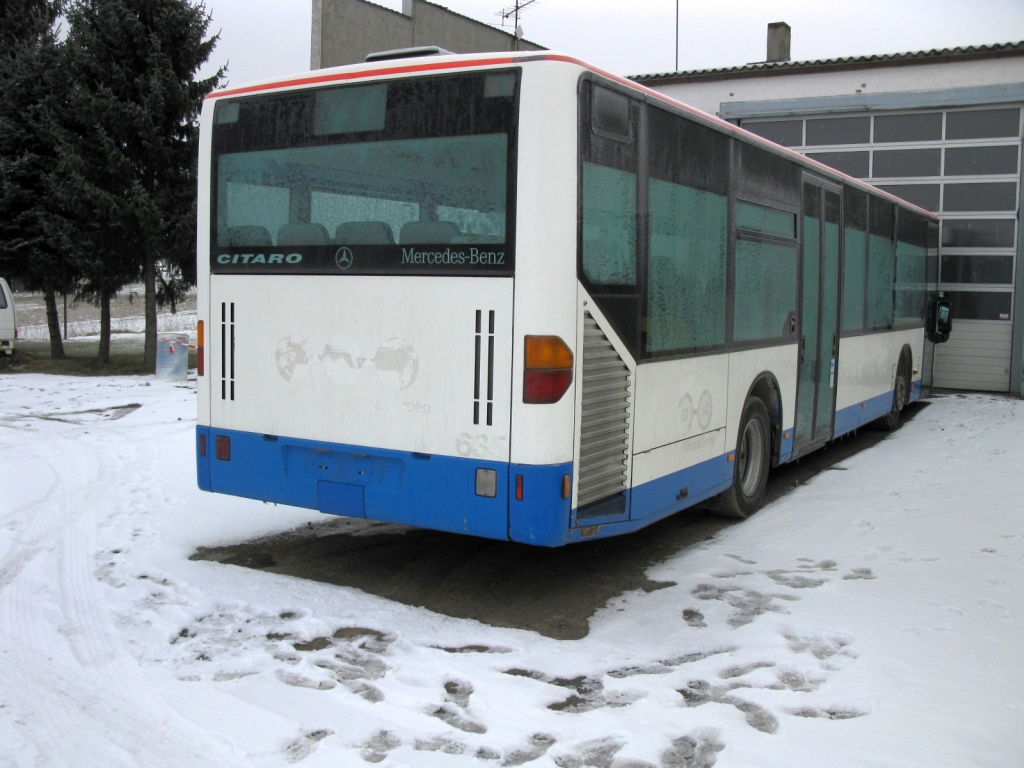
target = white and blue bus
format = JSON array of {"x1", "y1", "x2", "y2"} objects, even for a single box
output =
[{"x1": 195, "y1": 50, "x2": 948, "y2": 546}]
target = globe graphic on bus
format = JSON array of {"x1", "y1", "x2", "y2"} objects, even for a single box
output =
[
  {"x1": 374, "y1": 338, "x2": 418, "y2": 391},
  {"x1": 321, "y1": 337, "x2": 364, "y2": 387},
  {"x1": 275, "y1": 335, "x2": 312, "y2": 382}
]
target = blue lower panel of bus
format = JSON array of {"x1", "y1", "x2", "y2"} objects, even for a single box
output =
[
  {"x1": 562, "y1": 454, "x2": 734, "y2": 545},
  {"x1": 197, "y1": 426, "x2": 574, "y2": 544},
  {"x1": 779, "y1": 431, "x2": 795, "y2": 464},
  {"x1": 832, "y1": 379, "x2": 921, "y2": 439},
  {"x1": 198, "y1": 427, "x2": 742, "y2": 547}
]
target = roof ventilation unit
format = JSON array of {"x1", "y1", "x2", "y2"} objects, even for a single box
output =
[{"x1": 365, "y1": 46, "x2": 455, "y2": 63}]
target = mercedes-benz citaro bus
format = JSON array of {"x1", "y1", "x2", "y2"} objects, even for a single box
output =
[{"x1": 195, "y1": 48, "x2": 949, "y2": 546}]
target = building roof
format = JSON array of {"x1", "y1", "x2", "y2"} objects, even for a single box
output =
[{"x1": 630, "y1": 41, "x2": 1024, "y2": 86}]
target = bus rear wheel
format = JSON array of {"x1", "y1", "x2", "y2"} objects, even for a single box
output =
[
  {"x1": 878, "y1": 358, "x2": 909, "y2": 432},
  {"x1": 717, "y1": 397, "x2": 771, "y2": 519}
]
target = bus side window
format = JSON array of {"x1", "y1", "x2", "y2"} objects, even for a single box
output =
[
  {"x1": 867, "y1": 197, "x2": 896, "y2": 330},
  {"x1": 581, "y1": 162, "x2": 636, "y2": 286},
  {"x1": 580, "y1": 82, "x2": 642, "y2": 353},
  {"x1": 645, "y1": 105, "x2": 729, "y2": 357},
  {"x1": 731, "y1": 142, "x2": 801, "y2": 346},
  {"x1": 895, "y1": 207, "x2": 929, "y2": 327},
  {"x1": 582, "y1": 84, "x2": 637, "y2": 286},
  {"x1": 842, "y1": 188, "x2": 868, "y2": 333}
]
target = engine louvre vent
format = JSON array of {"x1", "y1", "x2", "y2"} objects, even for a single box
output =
[{"x1": 577, "y1": 312, "x2": 631, "y2": 509}]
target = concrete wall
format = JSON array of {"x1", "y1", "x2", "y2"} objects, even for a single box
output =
[{"x1": 313, "y1": 0, "x2": 544, "y2": 69}]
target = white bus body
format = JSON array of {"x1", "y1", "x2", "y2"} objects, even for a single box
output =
[
  {"x1": 196, "y1": 52, "x2": 940, "y2": 546},
  {"x1": 0, "y1": 278, "x2": 16, "y2": 355}
]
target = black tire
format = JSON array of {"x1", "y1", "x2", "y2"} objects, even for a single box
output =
[
  {"x1": 877, "y1": 357, "x2": 909, "y2": 432},
  {"x1": 716, "y1": 397, "x2": 771, "y2": 520}
]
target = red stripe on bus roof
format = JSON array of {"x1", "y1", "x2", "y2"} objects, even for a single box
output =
[
  {"x1": 208, "y1": 55, "x2": 520, "y2": 98},
  {"x1": 208, "y1": 51, "x2": 935, "y2": 220}
]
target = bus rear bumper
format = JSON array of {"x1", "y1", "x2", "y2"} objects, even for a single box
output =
[{"x1": 196, "y1": 426, "x2": 573, "y2": 544}]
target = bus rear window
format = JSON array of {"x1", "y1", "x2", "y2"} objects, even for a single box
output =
[{"x1": 210, "y1": 70, "x2": 519, "y2": 275}]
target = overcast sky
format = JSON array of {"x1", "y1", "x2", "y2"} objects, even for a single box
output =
[{"x1": 198, "y1": 0, "x2": 1024, "y2": 88}]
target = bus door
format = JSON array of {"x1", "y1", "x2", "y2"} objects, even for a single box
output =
[{"x1": 794, "y1": 179, "x2": 842, "y2": 454}]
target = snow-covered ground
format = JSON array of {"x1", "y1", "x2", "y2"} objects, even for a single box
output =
[{"x1": 0, "y1": 374, "x2": 1021, "y2": 767}]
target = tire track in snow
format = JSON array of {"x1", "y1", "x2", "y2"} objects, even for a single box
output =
[
  {"x1": 0, "y1": 418, "x2": 243, "y2": 767},
  {"x1": 0, "y1": 450, "x2": 62, "y2": 592}
]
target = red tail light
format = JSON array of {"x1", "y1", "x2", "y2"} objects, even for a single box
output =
[
  {"x1": 197, "y1": 320, "x2": 205, "y2": 376},
  {"x1": 523, "y1": 336, "x2": 573, "y2": 404},
  {"x1": 199, "y1": 434, "x2": 207, "y2": 457},
  {"x1": 215, "y1": 435, "x2": 231, "y2": 461},
  {"x1": 524, "y1": 370, "x2": 573, "y2": 403},
  {"x1": 515, "y1": 474, "x2": 523, "y2": 501}
]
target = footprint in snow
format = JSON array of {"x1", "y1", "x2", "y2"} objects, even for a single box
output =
[
  {"x1": 724, "y1": 554, "x2": 757, "y2": 565},
  {"x1": 660, "y1": 732, "x2": 725, "y2": 768},
  {"x1": 978, "y1": 598, "x2": 1015, "y2": 621},
  {"x1": 682, "y1": 608, "x2": 707, "y2": 628},
  {"x1": 501, "y1": 733, "x2": 556, "y2": 766},
  {"x1": 678, "y1": 679, "x2": 778, "y2": 734},
  {"x1": 691, "y1": 583, "x2": 799, "y2": 627},
  {"x1": 718, "y1": 661, "x2": 774, "y2": 679},
  {"x1": 505, "y1": 665, "x2": 654, "y2": 713},
  {"x1": 360, "y1": 730, "x2": 400, "y2": 763},
  {"x1": 276, "y1": 669, "x2": 336, "y2": 691},
  {"x1": 553, "y1": 736, "x2": 629, "y2": 768},
  {"x1": 773, "y1": 666, "x2": 823, "y2": 693},
  {"x1": 762, "y1": 571, "x2": 827, "y2": 589},
  {"x1": 444, "y1": 678, "x2": 474, "y2": 708},
  {"x1": 842, "y1": 568, "x2": 876, "y2": 580},
  {"x1": 783, "y1": 632, "x2": 857, "y2": 668},
  {"x1": 788, "y1": 705, "x2": 868, "y2": 720},
  {"x1": 605, "y1": 647, "x2": 734, "y2": 679},
  {"x1": 794, "y1": 558, "x2": 836, "y2": 569},
  {"x1": 414, "y1": 734, "x2": 466, "y2": 755},
  {"x1": 424, "y1": 678, "x2": 484, "y2": 731},
  {"x1": 284, "y1": 729, "x2": 332, "y2": 763},
  {"x1": 434, "y1": 644, "x2": 514, "y2": 654}
]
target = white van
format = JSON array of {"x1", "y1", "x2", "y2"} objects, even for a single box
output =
[{"x1": 0, "y1": 278, "x2": 16, "y2": 355}]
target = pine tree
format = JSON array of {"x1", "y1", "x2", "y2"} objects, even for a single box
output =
[
  {"x1": 0, "y1": 0, "x2": 75, "y2": 359},
  {"x1": 0, "y1": 0, "x2": 60, "y2": 47},
  {"x1": 60, "y1": 0, "x2": 223, "y2": 364}
]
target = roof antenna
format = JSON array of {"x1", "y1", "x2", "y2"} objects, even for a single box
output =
[
  {"x1": 675, "y1": 1, "x2": 679, "y2": 72},
  {"x1": 498, "y1": 0, "x2": 538, "y2": 50}
]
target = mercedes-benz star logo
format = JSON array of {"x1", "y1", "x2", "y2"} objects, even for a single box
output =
[{"x1": 335, "y1": 246, "x2": 354, "y2": 270}]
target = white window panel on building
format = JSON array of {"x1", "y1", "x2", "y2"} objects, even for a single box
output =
[{"x1": 742, "y1": 106, "x2": 1022, "y2": 392}]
